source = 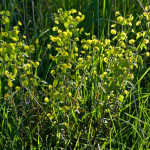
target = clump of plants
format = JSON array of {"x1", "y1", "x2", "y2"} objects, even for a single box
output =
[
  {"x1": 0, "y1": 10, "x2": 46, "y2": 149},
  {"x1": 0, "y1": 6, "x2": 150, "y2": 149},
  {"x1": 46, "y1": 8, "x2": 150, "y2": 148}
]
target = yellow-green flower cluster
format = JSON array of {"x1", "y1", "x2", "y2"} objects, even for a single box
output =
[
  {"x1": 0, "y1": 11, "x2": 41, "y2": 92},
  {"x1": 129, "y1": 39, "x2": 135, "y2": 44},
  {"x1": 111, "y1": 29, "x2": 117, "y2": 35}
]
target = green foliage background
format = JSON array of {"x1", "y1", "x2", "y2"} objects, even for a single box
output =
[{"x1": 0, "y1": 0, "x2": 150, "y2": 149}]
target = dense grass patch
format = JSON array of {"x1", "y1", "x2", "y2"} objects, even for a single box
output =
[{"x1": 0, "y1": 1, "x2": 150, "y2": 149}]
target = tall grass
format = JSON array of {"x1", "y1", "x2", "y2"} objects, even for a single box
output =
[{"x1": 0, "y1": 0, "x2": 150, "y2": 149}]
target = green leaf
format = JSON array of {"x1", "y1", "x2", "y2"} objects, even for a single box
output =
[
  {"x1": 53, "y1": 79, "x2": 58, "y2": 88},
  {"x1": 71, "y1": 109, "x2": 78, "y2": 125},
  {"x1": 118, "y1": 95, "x2": 124, "y2": 102}
]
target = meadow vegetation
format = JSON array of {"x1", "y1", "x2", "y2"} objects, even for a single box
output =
[{"x1": 0, "y1": 0, "x2": 150, "y2": 149}]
